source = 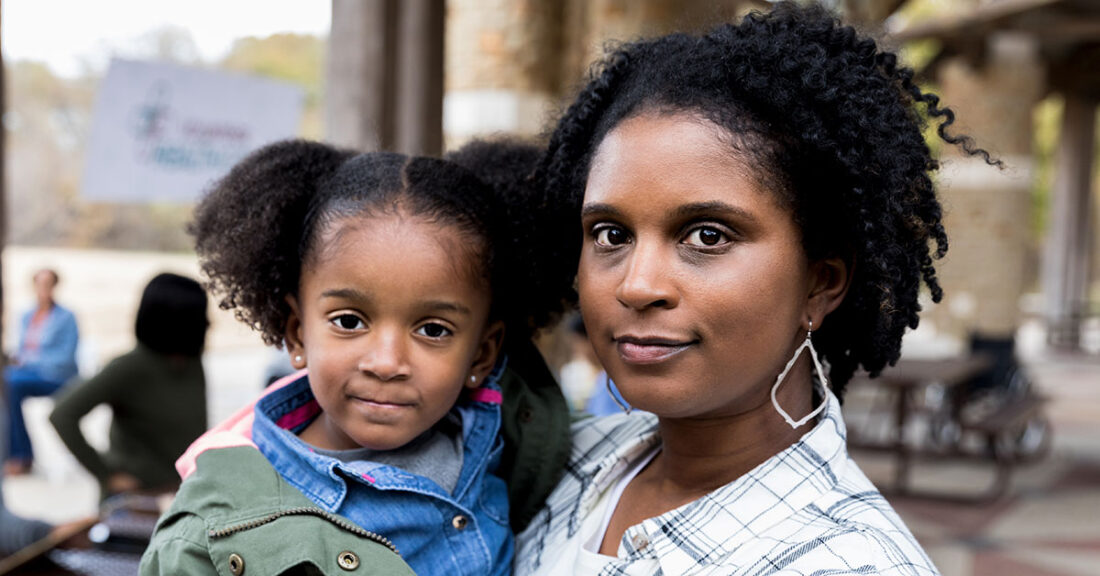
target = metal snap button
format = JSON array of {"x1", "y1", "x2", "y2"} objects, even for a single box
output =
[
  {"x1": 228, "y1": 553, "x2": 245, "y2": 575},
  {"x1": 631, "y1": 533, "x2": 649, "y2": 550},
  {"x1": 337, "y1": 550, "x2": 360, "y2": 570},
  {"x1": 452, "y1": 514, "x2": 469, "y2": 531}
]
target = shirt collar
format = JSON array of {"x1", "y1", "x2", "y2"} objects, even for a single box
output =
[
  {"x1": 252, "y1": 375, "x2": 352, "y2": 511},
  {"x1": 251, "y1": 362, "x2": 509, "y2": 512},
  {"x1": 579, "y1": 390, "x2": 850, "y2": 572}
]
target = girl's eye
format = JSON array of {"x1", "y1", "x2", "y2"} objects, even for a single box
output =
[
  {"x1": 332, "y1": 314, "x2": 364, "y2": 331},
  {"x1": 416, "y1": 323, "x2": 452, "y2": 339},
  {"x1": 684, "y1": 226, "x2": 729, "y2": 247},
  {"x1": 594, "y1": 225, "x2": 629, "y2": 247}
]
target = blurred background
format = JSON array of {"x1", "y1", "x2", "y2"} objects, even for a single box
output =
[{"x1": 0, "y1": 1, "x2": 1097, "y2": 575}]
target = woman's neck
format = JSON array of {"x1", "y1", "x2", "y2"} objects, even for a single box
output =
[
  {"x1": 597, "y1": 364, "x2": 819, "y2": 555},
  {"x1": 651, "y1": 364, "x2": 817, "y2": 496}
]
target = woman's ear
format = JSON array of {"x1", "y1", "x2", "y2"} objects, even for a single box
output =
[
  {"x1": 284, "y1": 294, "x2": 307, "y2": 369},
  {"x1": 467, "y1": 321, "x2": 505, "y2": 389},
  {"x1": 806, "y1": 257, "x2": 853, "y2": 330}
]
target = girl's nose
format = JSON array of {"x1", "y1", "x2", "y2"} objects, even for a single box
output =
[
  {"x1": 358, "y1": 330, "x2": 412, "y2": 381},
  {"x1": 615, "y1": 242, "x2": 679, "y2": 311}
]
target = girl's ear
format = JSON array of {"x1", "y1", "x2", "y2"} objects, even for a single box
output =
[
  {"x1": 284, "y1": 294, "x2": 307, "y2": 369},
  {"x1": 466, "y1": 321, "x2": 505, "y2": 389},
  {"x1": 805, "y1": 257, "x2": 853, "y2": 330}
]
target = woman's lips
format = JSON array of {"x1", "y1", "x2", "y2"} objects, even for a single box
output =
[{"x1": 615, "y1": 336, "x2": 695, "y2": 364}]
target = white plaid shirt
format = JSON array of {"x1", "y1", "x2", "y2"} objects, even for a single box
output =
[{"x1": 515, "y1": 391, "x2": 939, "y2": 576}]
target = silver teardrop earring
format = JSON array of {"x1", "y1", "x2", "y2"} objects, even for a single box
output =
[{"x1": 770, "y1": 319, "x2": 830, "y2": 429}]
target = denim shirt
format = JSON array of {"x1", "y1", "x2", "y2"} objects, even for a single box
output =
[
  {"x1": 17, "y1": 304, "x2": 79, "y2": 383},
  {"x1": 252, "y1": 368, "x2": 513, "y2": 576}
]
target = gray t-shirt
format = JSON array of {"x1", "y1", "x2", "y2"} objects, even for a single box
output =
[{"x1": 314, "y1": 413, "x2": 465, "y2": 494}]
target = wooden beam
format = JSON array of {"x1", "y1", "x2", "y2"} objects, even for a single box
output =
[
  {"x1": 1, "y1": 0, "x2": 6, "y2": 357},
  {"x1": 326, "y1": 0, "x2": 398, "y2": 150},
  {"x1": 394, "y1": 0, "x2": 444, "y2": 156}
]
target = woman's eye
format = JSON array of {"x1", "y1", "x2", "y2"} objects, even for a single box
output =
[
  {"x1": 332, "y1": 314, "x2": 364, "y2": 331},
  {"x1": 684, "y1": 226, "x2": 729, "y2": 247},
  {"x1": 594, "y1": 226, "x2": 629, "y2": 247},
  {"x1": 416, "y1": 323, "x2": 452, "y2": 339}
]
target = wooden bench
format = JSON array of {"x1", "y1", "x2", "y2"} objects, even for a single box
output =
[{"x1": 958, "y1": 392, "x2": 1050, "y2": 501}]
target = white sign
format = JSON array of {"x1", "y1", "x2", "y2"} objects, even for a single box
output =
[{"x1": 82, "y1": 59, "x2": 304, "y2": 203}]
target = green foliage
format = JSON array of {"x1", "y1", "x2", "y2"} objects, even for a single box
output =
[
  {"x1": 219, "y1": 33, "x2": 325, "y2": 139},
  {"x1": 1031, "y1": 97, "x2": 1063, "y2": 240}
]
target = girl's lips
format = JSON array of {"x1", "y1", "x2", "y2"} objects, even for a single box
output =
[
  {"x1": 615, "y1": 338, "x2": 695, "y2": 364},
  {"x1": 349, "y1": 396, "x2": 414, "y2": 410}
]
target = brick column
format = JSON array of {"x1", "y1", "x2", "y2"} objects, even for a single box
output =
[{"x1": 926, "y1": 33, "x2": 1044, "y2": 341}]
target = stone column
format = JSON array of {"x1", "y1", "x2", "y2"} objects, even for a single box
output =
[
  {"x1": 1041, "y1": 93, "x2": 1097, "y2": 348},
  {"x1": 926, "y1": 33, "x2": 1045, "y2": 342},
  {"x1": 444, "y1": 0, "x2": 564, "y2": 146}
]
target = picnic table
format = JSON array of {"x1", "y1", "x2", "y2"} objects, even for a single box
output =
[{"x1": 847, "y1": 354, "x2": 1049, "y2": 502}]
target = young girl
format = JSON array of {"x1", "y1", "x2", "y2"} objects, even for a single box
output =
[
  {"x1": 141, "y1": 140, "x2": 571, "y2": 575},
  {"x1": 516, "y1": 3, "x2": 996, "y2": 575}
]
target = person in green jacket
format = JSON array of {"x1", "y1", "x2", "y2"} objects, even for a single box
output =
[
  {"x1": 50, "y1": 272, "x2": 209, "y2": 499},
  {"x1": 141, "y1": 140, "x2": 575, "y2": 575}
]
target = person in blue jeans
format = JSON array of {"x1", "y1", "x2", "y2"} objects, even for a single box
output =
[{"x1": 4, "y1": 268, "x2": 79, "y2": 476}]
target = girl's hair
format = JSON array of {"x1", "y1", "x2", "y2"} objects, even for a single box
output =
[
  {"x1": 538, "y1": 1, "x2": 997, "y2": 397},
  {"x1": 445, "y1": 136, "x2": 577, "y2": 337},
  {"x1": 135, "y1": 272, "x2": 209, "y2": 357},
  {"x1": 192, "y1": 139, "x2": 571, "y2": 347}
]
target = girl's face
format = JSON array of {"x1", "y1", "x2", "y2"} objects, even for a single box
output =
[
  {"x1": 286, "y1": 209, "x2": 501, "y2": 451},
  {"x1": 578, "y1": 111, "x2": 821, "y2": 420}
]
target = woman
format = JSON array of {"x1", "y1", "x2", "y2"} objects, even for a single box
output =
[
  {"x1": 49, "y1": 273, "x2": 209, "y2": 498},
  {"x1": 516, "y1": 3, "x2": 996, "y2": 574},
  {"x1": 4, "y1": 268, "x2": 79, "y2": 475}
]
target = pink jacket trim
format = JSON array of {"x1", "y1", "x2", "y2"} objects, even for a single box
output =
[
  {"x1": 175, "y1": 369, "x2": 308, "y2": 480},
  {"x1": 467, "y1": 387, "x2": 503, "y2": 404}
]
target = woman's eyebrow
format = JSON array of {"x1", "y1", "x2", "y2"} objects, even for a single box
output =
[
  {"x1": 580, "y1": 203, "x2": 622, "y2": 219},
  {"x1": 673, "y1": 201, "x2": 757, "y2": 223}
]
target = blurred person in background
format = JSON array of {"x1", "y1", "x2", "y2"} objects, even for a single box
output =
[
  {"x1": 558, "y1": 314, "x2": 602, "y2": 411},
  {"x1": 0, "y1": 393, "x2": 54, "y2": 555},
  {"x1": 49, "y1": 273, "x2": 208, "y2": 499},
  {"x1": 1, "y1": 391, "x2": 96, "y2": 563},
  {"x1": 3, "y1": 268, "x2": 80, "y2": 476}
]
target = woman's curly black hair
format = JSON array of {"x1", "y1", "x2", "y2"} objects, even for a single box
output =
[
  {"x1": 537, "y1": 1, "x2": 998, "y2": 398},
  {"x1": 191, "y1": 138, "x2": 571, "y2": 347}
]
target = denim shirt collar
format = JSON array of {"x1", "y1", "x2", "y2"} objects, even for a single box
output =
[{"x1": 251, "y1": 361, "x2": 507, "y2": 513}]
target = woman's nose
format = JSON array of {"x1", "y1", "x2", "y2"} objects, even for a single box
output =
[
  {"x1": 358, "y1": 330, "x2": 412, "y2": 381},
  {"x1": 615, "y1": 242, "x2": 679, "y2": 311}
]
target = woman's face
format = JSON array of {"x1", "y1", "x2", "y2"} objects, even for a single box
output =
[{"x1": 577, "y1": 111, "x2": 814, "y2": 420}]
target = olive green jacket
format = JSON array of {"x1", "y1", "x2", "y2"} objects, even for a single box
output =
[{"x1": 140, "y1": 341, "x2": 570, "y2": 575}]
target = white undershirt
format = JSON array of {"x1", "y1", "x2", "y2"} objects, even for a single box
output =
[{"x1": 572, "y1": 446, "x2": 661, "y2": 574}]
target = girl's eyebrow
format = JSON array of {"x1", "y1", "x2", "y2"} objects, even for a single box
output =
[
  {"x1": 321, "y1": 288, "x2": 369, "y2": 301},
  {"x1": 422, "y1": 301, "x2": 472, "y2": 316},
  {"x1": 321, "y1": 289, "x2": 471, "y2": 316}
]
